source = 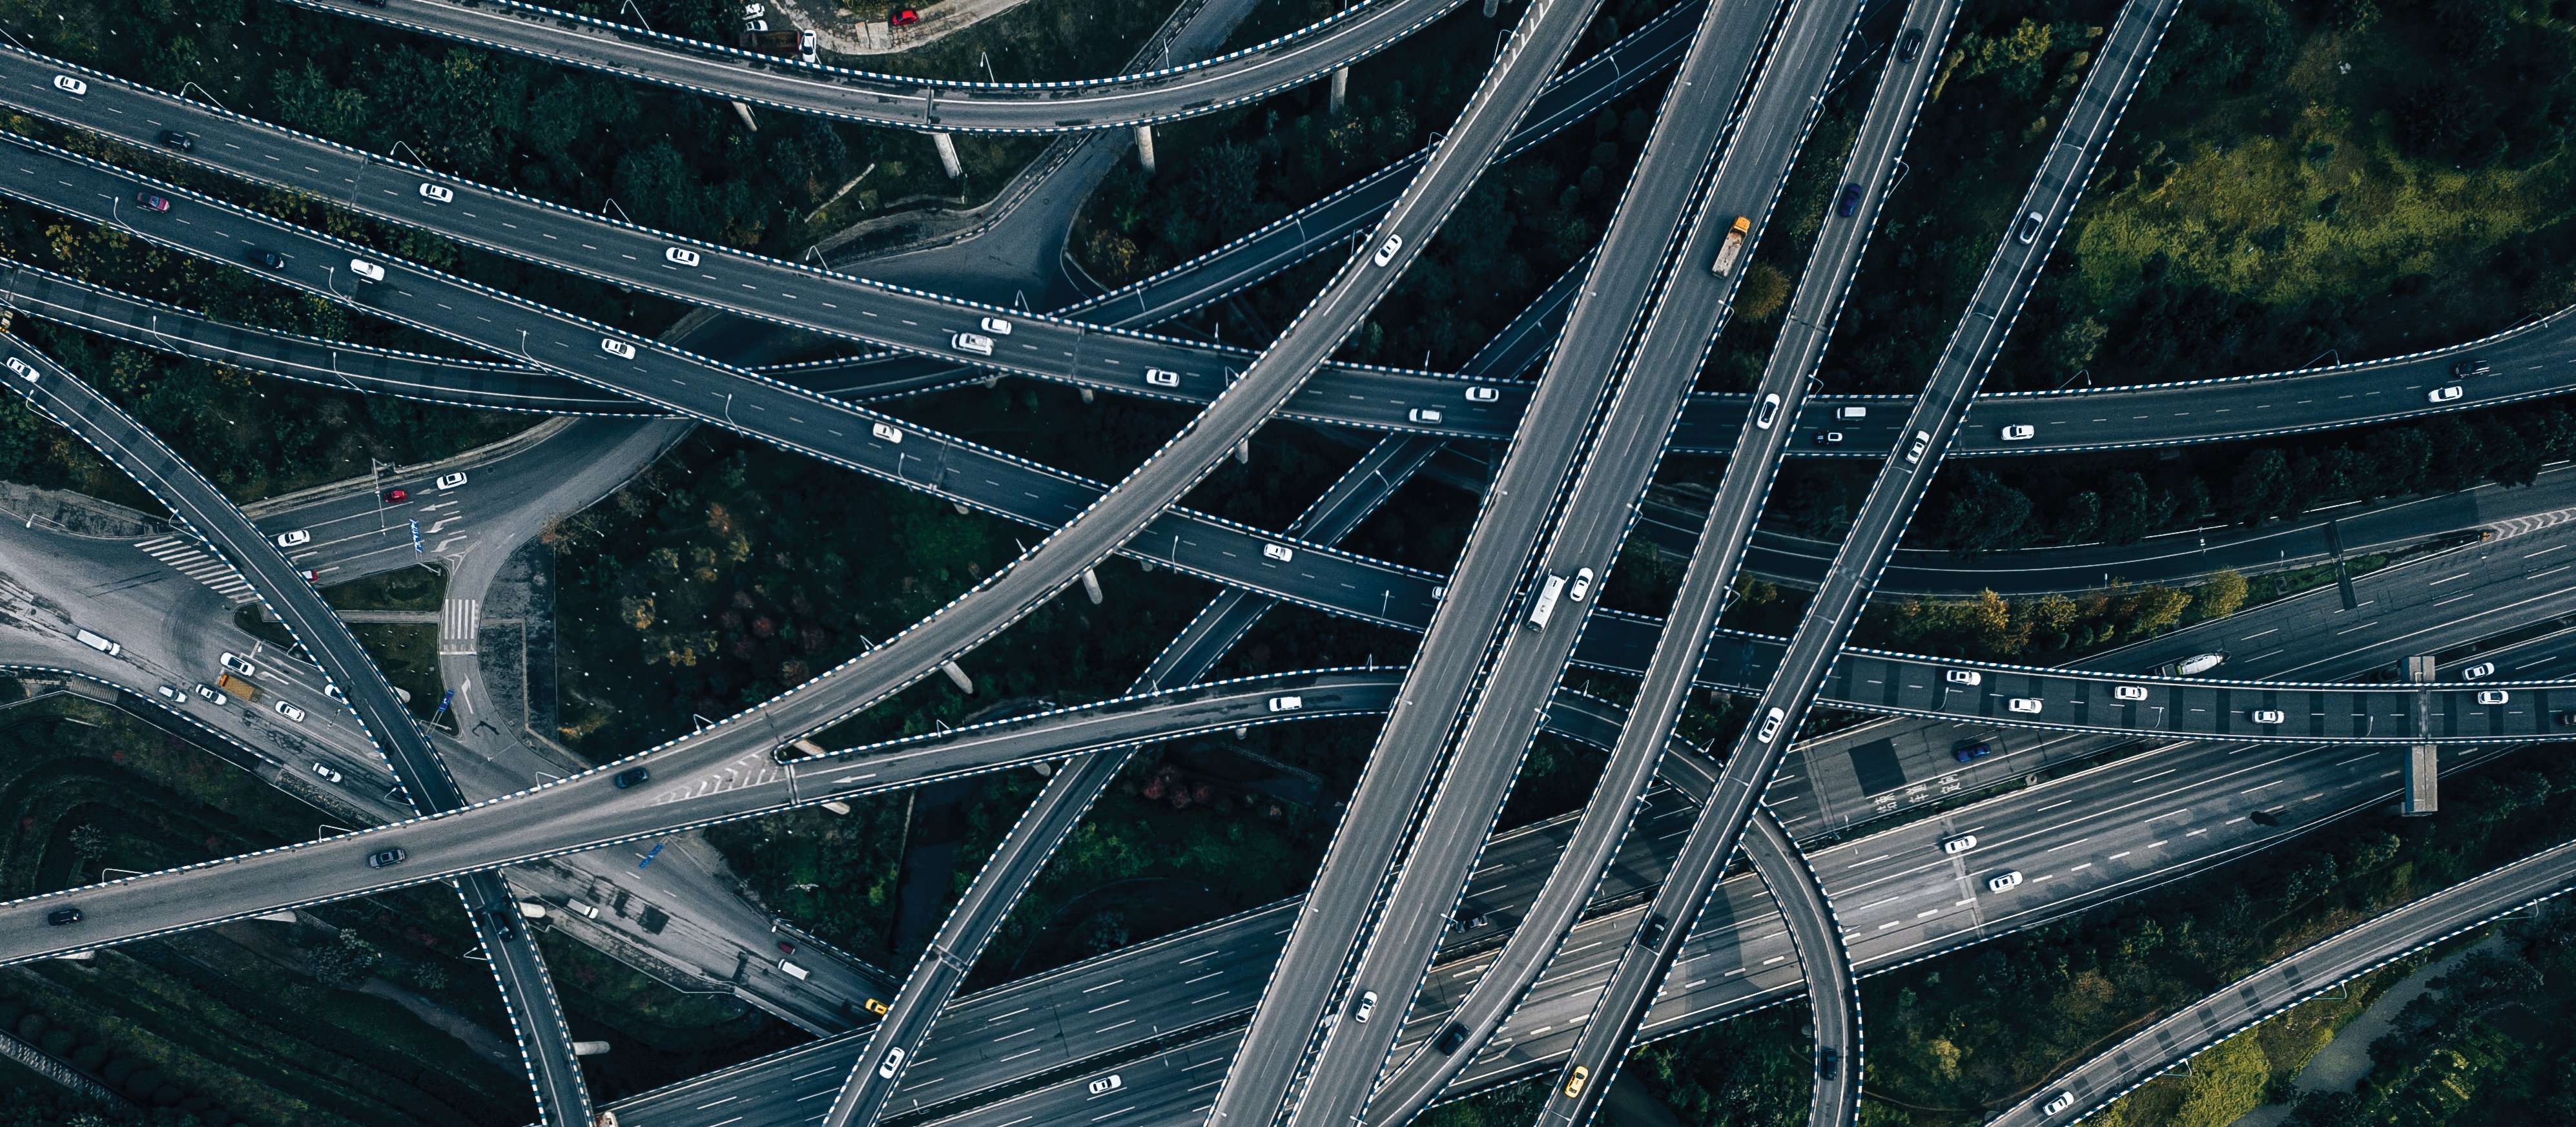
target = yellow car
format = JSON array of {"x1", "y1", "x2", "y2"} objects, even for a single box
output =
[{"x1": 1562, "y1": 1066, "x2": 1590, "y2": 1098}]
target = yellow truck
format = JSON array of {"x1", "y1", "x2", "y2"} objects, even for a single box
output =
[
  {"x1": 215, "y1": 673, "x2": 260, "y2": 703},
  {"x1": 1710, "y1": 216, "x2": 1752, "y2": 276}
]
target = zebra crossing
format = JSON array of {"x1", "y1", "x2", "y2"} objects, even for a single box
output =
[
  {"x1": 134, "y1": 535, "x2": 256, "y2": 603},
  {"x1": 439, "y1": 599, "x2": 479, "y2": 656}
]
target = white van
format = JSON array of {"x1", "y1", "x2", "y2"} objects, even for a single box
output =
[
  {"x1": 779, "y1": 960, "x2": 810, "y2": 980},
  {"x1": 75, "y1": 630, "x2": 119, "y2": 657}
]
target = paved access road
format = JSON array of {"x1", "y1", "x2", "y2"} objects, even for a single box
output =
[
  {"x1": 291, "y1": 0, "x2": 1466, "y2": 133},
  {"x1": 1989, "y1": 836, "x2": 2576, "y2": 1127},
  {"x1": 0, "y1": 337, "x2": 599, "y2": 1126}
]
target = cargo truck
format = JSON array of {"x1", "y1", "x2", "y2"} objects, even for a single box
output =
[
  {"x1": 215, "y1": 673, "x2": 260, "y2": 703},
  {"x1": 1709, "y1": 216, "x2": 1752, "y2": 275}
]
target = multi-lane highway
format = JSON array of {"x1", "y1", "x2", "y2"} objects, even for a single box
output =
[{"x1": 1540, "y1": 0, "x2": 2185, "y2": 1115}]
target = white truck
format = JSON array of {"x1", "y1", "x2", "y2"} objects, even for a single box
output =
[{"x1": 1527, "y1": 574, "x2": 1568, "y2": 630}]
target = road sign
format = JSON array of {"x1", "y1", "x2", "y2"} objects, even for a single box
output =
[{"x1": 408, "y1": 519, "x2": 424, "y2": 553}]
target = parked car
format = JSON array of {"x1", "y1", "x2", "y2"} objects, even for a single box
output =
[{"x1": 890, "y1": 7, "x2": 920, "y2": 26}]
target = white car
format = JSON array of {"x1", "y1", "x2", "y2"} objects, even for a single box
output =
[
  {"x1": 2464, "y1": 662, "x2": 2497, "y2": 680},
  {"x1": 951, "y1": 331, "x2": 994, "y2": 356},
  {"x1": 1986, "y1": 870, "x2": 2023, "y2": 893},
  {"x1": 1755, "y1": 707, "x2": 1788, "y2": 744},
  {"x1": 311, "y1": 761, "x2": 343, "y2": 783},
  {"x1": 155, "y1": 685, "x2": 183, "y2": 703},
  {"x1": 2000, "y1": 424, "x2": 2036, "y2": 441},
  {"x1": 1268, "y1": 695, "x2": 1303, "y2": 712},
  {"x1": 418, "y1": 183, "x2": 455, "y2": 203},
  {"x1": 1754, "y1": 393, "x2": 1782, "y2": 430},
  {"x1": 1567, "y1": 567, "x2": 1594, "y2": 603},
  {"x1": 2043, "y1": 1091, "x2": 2076, "y2": 1115},
  {"x1": 1944, "y1": 669, "x2": 1982, "y2": 687},
  {"x1": 877, "y1": 1048, "x2": 905, "y2": 1079},
  {"x1": 1144, "y1": 368, "x2": 1182, "y2": 388},
  {"x1": 348, "y1": 258, "x2": 386, "y2": 282},
  {"x1": 435, "y1": 471, "x2": 469, "y2": 490},
  {"x1": 2251, "y1": 708, "x2": 2287, "y2": 725},
  {"x1": 2477, "y1": 689, "x2": 2511, "y2": 705},
  {"x1": 1408, "y1": 408, "x2": 1444, "y2": 424},
  {"x1": 276, "y1": 701, "x2": 307, "y2": 722},
  {"x1": 1353, "y1": 991, "x2": 1377, "y2": 1023},
  {"x1": 664, "y1": 246, "x2": 701, "y2": 267},
  {"x1": 274, "y1": 530, "x2": 311, "y2": 548},
  {"x1": 2113, "y1": 684, "x2": 2148, "y2": 701},
  {"x1": 1904, "y1": 429, "x2": 1933, "y2": 464},
  {"x1": 52, "y1": 75, "x2": 87, "y2": 96},
  {"x1": 1465, "y1": 386, "x2": 1499, "y2": 403},
  {"x1": 872, "y1": 422, "x2": 903, "y2": 444},
  {"x1": 797, "y1": 28, "x2": 819, "y2": 63},
  {"x1": 2428, "y1": 384, "x2": 2464, "y2": 403},
  {"x1": 1262, "y1": 543, "x2": 1294, "y2": 563},
  {"x1": 1088, "y1": 1074, "x2": 1125, "y2": 1095},
  {"x1": 222, "y1": 652, "x2": 258, "y2": 677},
  {"x1": 602, "y1": 338, "x2": 638, "y2": 360},
  {"x1": 1834, "y1": 406, "x2": 1868, "y2": 420},
  {"x1": 2016, "y1": 211, "x2": 2045, "y2": 243},
  {"x1": 1941, "y1": 834, "x2": 1977, "y2": 854},
  {"x1": 1373, "y1": 233, "x2": 1403, "y2": 266},
  {"x1": 2006, "y1": 696, "x2": 2043, "y2": 714},
  {"x1": 5, "y1": 358, "x2": 36, "y2": 382},
  {"x1": 197, "y1": 683, "x2": 229, "y2": 707},
  {"x1": 979, "y1": 316, "x2": 1013, "y2": 336}
]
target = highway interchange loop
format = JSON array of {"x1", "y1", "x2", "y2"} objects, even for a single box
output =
[{"x1": 8, "y1": 1, "x2": 2576, "y2": 1126}]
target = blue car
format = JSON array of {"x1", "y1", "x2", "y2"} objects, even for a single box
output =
[
  {"x1": 1952, "y1": 739, "x2": 1994, "y2": 763},
  {"x1": 1836, "y1": 183, "x2": 1864, "y2": 218}
]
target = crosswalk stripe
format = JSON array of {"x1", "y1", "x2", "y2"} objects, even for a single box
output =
[{"x1": 134, "y1": 535, "x2": 256, "y2": 602}]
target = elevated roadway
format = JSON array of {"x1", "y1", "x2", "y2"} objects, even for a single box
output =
[
  {"x1": 1989, "y1": 836, "x2": 2576, "y2": 1127},
  {"x1": 0, "y1": 336, "x2": 597, "y2": 1125},
  {"x1": 1366, "y1": 0, "x2": 1948, "y2": 1110},
  {"x1": 11, "y1": 45, "x2": 2567, "y2": 459},
  {"x1": 290, "y1": 0, "x2": 1468, "y2": 134},
  {"x1": 1202, "y1": 0, "x2": 1797, "y2": 1108},
  {"x1": 1539, "y1": 0, "x2": 2183, "y2": 1116}
]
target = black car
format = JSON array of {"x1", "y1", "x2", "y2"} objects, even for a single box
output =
[
  {"x1": 45, "y1": 907, "x2": 80, "y2": 926},
  {"x1": 1897, "y1": 28, "x2": 1926, "y2": 63},
  {"x1": 367, "y1": 847, "x2": 407, "y2": 869},
  {"x1": 1835, "y1": 182, "x2": 1864, "y2": 217},
  {"x1": 247, "y1": 249, "x2": 288, "y2": 271},
  {"x1": 1634, "y1": 913, "x2": 1669, "y2": 949},
  {"x1": 612, "y1": 766, "x2": 652, "y2": 789},
  {"x1": 481, "y1": 907, "x2": 521, "y2": 941},
  {"x1": 2451, "y1": 357, "x2": 2491, "y2": 378},
  {"x1": 158, "y1": 130, "x2": 196, "y2": 152},
  {"x1": 2557, "y1": 709, "x2": 2576, "y2": 727},
  {"x1": 1434, "y1": 1022, "x2": 1470, "y2": 1055},
  {"x1": 1819, "y1": 1046, "x2": 1840, "y2": 1079}
]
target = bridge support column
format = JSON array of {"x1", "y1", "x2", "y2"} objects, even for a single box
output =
[
  {"x1": 1082, "y1": 567, "x2": 1104, "y2": 604},
  {"x1": 2406, "y1": 654, "x2": 2438, "y2": 816},
  {"x1": 1483, "y1": 0, "x2": 1500, "y2": 15},
  {"x1": 941, "y1": 659, "x2": 976, "y2": 694},
  {"x1": 1235, "y1": 437, "x2": 1252, "y2": 464},
  {"x1": 1330, "y1": 67, "x2": 1349, "y2": 115},
  {"x1": 1133, "y1": 125, "x2": 1158, "y2": 174},
  {"x1": 929, "y1": 131, "x2": 964, "y2": 179}
]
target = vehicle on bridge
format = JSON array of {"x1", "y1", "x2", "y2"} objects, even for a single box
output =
[{"x1": 1709, "y1": 216, "x2": 1751, "y2": 275}]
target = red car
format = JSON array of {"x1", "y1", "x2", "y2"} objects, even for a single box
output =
[
  {"x1": 889, "y1": 7, "x2": 919, "y2": 25},
  {"x1": 135, "y1": 192, "x2": 169, "y2": 212},
  {"x1": 382, "y1": 488, "x2": 407, "y2": 502}
]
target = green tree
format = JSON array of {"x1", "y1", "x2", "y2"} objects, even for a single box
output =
[
  {"x1": 1933, "y1": 468, "x2": 2034, "y2": 556},
  {"x1": 2192, "y1": 569, "x2": 2248, "y2": 619},
  {"x1": 1734, "y1": 263, "x2": 1791, "y2": 323},
  {"x1": 310, "y1": 927, "x2": 382, "y2": 988}
]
